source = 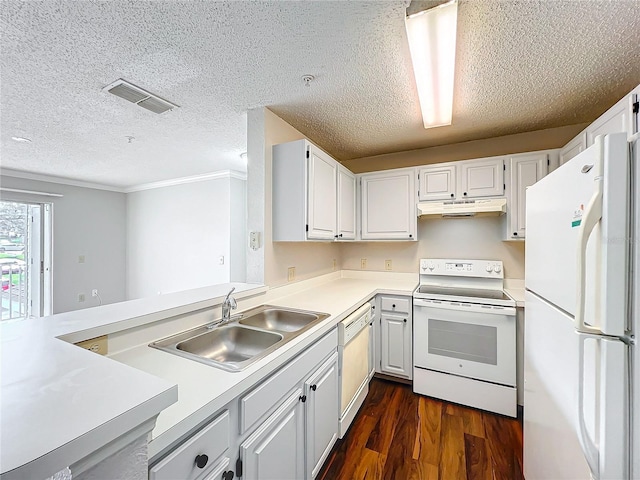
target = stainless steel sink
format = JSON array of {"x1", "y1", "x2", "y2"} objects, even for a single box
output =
[
  {"x1": 239, "y1": 306, "x2": 325, "y2": 332},
  {"x1": 177, "y1": 326, "x2": 283, "y2": 363},
  {"x1": 149, "y1": 305, "x2": 330, "y2": 372}
]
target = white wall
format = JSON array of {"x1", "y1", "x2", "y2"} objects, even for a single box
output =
[
  {"x1": 126, "y1": 175, "x2": 245, "y2": 299},
  {"x1": 0, "y1": 175, "x2": 127, "y2": 313},
  {"x1": 229, "y1": 177, "x2": 247, "y2": 282}
]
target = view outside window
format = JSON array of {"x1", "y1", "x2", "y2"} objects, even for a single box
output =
[{"x1": 0, "y1": 201, "x2": 28, "y2": 320}]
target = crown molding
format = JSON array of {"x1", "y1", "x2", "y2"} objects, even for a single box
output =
[
  {"x1": 0, "y1": 169, "x2": 247, "y2": 194},
  {"x1": 125, "y1": 170, "x2": 247, "y2": 193},
  {"x1": 0, "y1": 168, "x2": 127, "y2": 192}
]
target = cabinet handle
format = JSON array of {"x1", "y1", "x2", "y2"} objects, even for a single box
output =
[
  {"x1": 334, "y1": 235, "x2": 338, "y2": 239},
  {"x1": 339, "y1": 234, "x2": 343, "y2": 237},
  {"x1": 195, "y1": 454, "x2": 209, "y2": 469},
  {"x1": 463, "y1": 192, "x2": 467, "y2": 196},
  {"x1": 392, "y1": 304, "x2": 396, "y2": 308},
  {"x1": 404, "y1": 318, "x2": 407, "y2": 323},
  {"x1": 310, "y1": 384, "x2": 317, "y2": 391},
  {"x1": 450, "y1": 193, "x2": 454, "y2": 197},
  {"x1": 299, "y1": 394, "x2": 307, "y2": 403},
  {"x1": 513, "y1": 232, "x2": 518, "y2": 236},
  {"x1": 409, "y1": 234, "x2": 413, "y2": 238},
  {"x1": 222, "y1": 471, "x2": 234, "y2": 480}
]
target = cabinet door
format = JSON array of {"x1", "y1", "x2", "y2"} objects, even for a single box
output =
[
  {"x1": 586, "y1": 94, "x2": 629, "y2": 147},
  {"x1": 508, "y1": 154, "x2": 548, "y2": 239},
  {"x1": 459, "y1": 158, "x2": 504, "y2": 199},
  {"x1": 337, "y1": 166, "x2": 356, "y2": 240},
  {"x1": 305, "y1": 352, "x2": 339, "y2": 479},
  {"x1": 361, "y1": 169, "x2": 417, "y2": 240},
  {"x1": 380, "y1": 313, "x2": 412, "y2": 379},
  {"x1": 240, "y1": 388, "x2": 305, "y2": 480},
  {"x1": 308, "y1": 146, "x2": 337, "y2": 240},
  {"x1": 418, "y1": 165, "x2": 456, "y2": 201},
  {"x1": 559, "y1": 132, "x2": 586, "y2": 166}
]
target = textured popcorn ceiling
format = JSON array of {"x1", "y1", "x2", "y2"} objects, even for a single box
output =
[{"x1": 1, "y1": 1, "x2": 639, "y2": 188}]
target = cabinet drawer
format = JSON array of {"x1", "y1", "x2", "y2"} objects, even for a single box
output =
[
  {"x1": 149, "y1": 410, "x2": 230, "y2": 480},
  {"x1": 198, "y1": 457, "x2": 230, "y2": 480},
  {"x1": 239, "y1": 329, "x2": 338, "y2": 434},
  {"x1": 380, "y1": 296, "x2": 411, "y2": 314}
]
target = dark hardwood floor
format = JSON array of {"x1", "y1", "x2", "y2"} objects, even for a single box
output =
[{"x1": 318, "y1": 378, "x2": 523, "y2": 480}]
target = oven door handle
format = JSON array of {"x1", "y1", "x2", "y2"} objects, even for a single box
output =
[{"x1": 413, "y1": 298, "x2": 516, "y2": 316}]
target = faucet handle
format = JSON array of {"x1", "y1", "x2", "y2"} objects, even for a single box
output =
[{"x1": 229, "y1": 295, "x2": 237, "y2": 310}]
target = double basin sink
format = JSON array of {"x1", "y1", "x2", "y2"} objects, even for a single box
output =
[{"x1": 150, "y1": 305, "x2": 330, "y2": 372}]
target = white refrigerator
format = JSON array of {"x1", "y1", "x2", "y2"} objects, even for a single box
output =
[{"x1": 524, "y1": 132, "x2": 637, "y2": 480}]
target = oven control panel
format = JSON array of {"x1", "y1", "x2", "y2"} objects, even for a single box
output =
[{"x1": 419, "y1": 258, "x2": 503, "y2": 278}]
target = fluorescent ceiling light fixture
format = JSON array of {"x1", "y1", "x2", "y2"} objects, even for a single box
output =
[{"x1": 405, "y1": 0, "x2": 458, "y2": 129}]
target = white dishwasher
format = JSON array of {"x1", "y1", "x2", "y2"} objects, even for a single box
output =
[{"x1": 338, "y1": 303, "x2": 371, "y2": 438}]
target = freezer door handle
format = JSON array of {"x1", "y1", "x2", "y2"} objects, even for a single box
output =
[
  {"x1": 576, "y1": 332, "x2": 628, "y2": 480},
  {"x1": 575, "y1": 136, "x2": 604, "y2": 335}
]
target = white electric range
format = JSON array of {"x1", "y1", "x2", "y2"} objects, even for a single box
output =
[{"x1": 412, "y1": 258, "x2": 517, "y2": 417}]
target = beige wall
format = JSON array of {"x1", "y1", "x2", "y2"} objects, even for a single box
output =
[
  {"x1": 341, "y1": 123, "x2": 588, "y2": 173},
  {"x1": 263, "y1": 109, "x2": 342, "y2": 286},
  {"x1": 342, "y1": 216, "x2": 525, "y2": 279}
]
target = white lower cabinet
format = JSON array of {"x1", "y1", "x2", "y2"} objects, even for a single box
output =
[
  {"x1": 305, "y1": 352, "x2": 339, "y2": 479},
  {"x1": 149, "y1": 410, "x2": 230, "y2": 480},
  {"x1": 241, "y1": 388, "x2": 306, "y2": 480},
  {"x1": 149, "y1": 329, "x2": 340, "y2": 480},
  {"x1": 376, "y1": 295, "x2": 413, "y2": 380}
]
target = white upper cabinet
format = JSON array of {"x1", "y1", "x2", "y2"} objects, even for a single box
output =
[
  {"x1": 560, "y1": 83, "x2": 639, "y2": 166},
  {"x1": 360, "y1": 168, "x2": 417, "y2": 241},
  {"x1": 418, "y1": 164, "x2": 456, "y2": 201},
  {"x1": 559, "y1": 132, "x2": 587, "y2": 166},
  {"x1": 307, "y1": 147, "x2": 337, "y2": 240},
  {"x1": 586, "y1": 93, "x2": 630, "y2": 147},
  {"x1": 506, "y1": 152, "x2": 548, "y2": 240},
  {"x1": 337, "y1": 165, "x2": 356, "y2": 240},
  {"x1": 458, "y1": 157, "x2": 505, "y2": 199},
  {"x1": 272, "y1": 140, "x2": 355, "y2": 242}
]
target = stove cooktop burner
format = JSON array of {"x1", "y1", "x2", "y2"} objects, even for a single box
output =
[{"x1": 415, "y1": 285, "x2": 512, "y2": 301}]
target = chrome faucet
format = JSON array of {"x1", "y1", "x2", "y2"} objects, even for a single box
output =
[{"x1": 221, "y1": 287, "x2": 238, "y2": 322}]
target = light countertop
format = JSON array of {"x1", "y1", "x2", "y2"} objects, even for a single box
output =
[
  {"x1": 0, "y1": 282, "x2": 266, "y2": 480},
  {"x1": 110, "y1": 271, "x2": 419, "y2": 458},
  {"x1": 504, "y1": 279, "x2": 525, "y2": 307}
]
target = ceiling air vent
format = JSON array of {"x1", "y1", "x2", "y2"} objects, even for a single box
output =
[{"x1": 103, "y1": 79, "x2": 179, "y2": 114}]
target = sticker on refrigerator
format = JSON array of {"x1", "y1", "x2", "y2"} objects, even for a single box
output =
[{"x1": 572, "y1": 204, "x2": 584, "y2": 227}]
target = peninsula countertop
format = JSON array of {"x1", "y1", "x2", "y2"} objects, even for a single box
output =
[{"x1": 0, "y1": 282, "x2": 266, "y2": 480}]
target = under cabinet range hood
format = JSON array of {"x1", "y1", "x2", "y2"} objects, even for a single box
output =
[{"x1": 417, "y1": 198, "x2": 507, "y2": 218}]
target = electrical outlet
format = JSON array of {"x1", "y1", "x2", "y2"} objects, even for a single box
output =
[
  {"x1": 91, "y1": 289, "x2": 98, "y2": 297},
  {"x1": 218, "y1": 256, "x2": 225, "y2": 265},
  {"x1": 75, "y1": 335, "x2": 108, "y2": 355},
  {"x1": 332, "y1": 258, "x2": 337, "y2": 270},
  {"x1": 385, "y1": 259, "x2": 392, "y2": 271},
  {"x1": 78, "y1": 293, "x2": 85, "y2": 302},
  {"x1": 361, "y1": 258, "x2": 367, "y2": 269},
  {"x1": 287, "y1": 266, "x2": 295, "y2": 282}
]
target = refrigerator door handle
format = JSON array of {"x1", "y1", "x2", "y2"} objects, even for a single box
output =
[
  {"x1": 575, "y1": 137, "x2": 604, "y2": 335},
  {"x1": 577, "y1": 333, "x2": 600, "y2": 478}
]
